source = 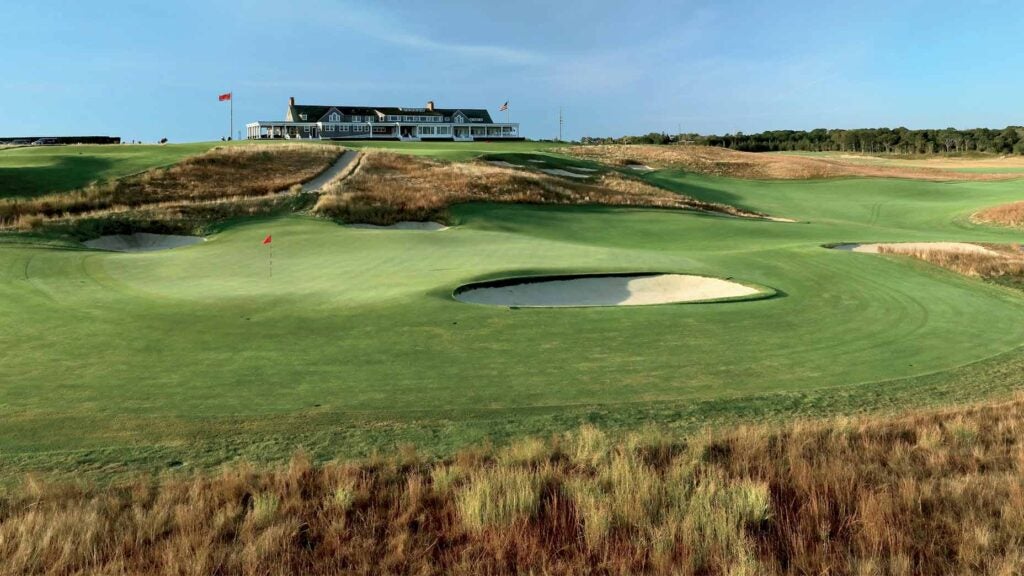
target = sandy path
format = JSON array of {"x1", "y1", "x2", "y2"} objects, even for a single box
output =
[
  {"x1": 455, "y1": 274, "x2": 759, "y2": 307},
  {"x1": 302, "y1": 150, "x2": 360, "y2": 193},
  {"x1": 486, "y1": 160, "x2": 519, "y2": 168},
  {"x1": 540, "y1": 168, "x2": 590, "y2": 179}
]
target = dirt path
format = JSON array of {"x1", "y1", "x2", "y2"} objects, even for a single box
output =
[{"x1": 302, "y1": 150, "x2": 360, "y2": 193}]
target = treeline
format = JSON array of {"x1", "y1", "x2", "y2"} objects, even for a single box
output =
[{"x1": 582, "y1": 127, "x2": 1024, "y2": 154}]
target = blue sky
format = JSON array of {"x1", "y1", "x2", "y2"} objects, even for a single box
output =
[{"x1": 3, "y1": 0, "x2": 1023, "y2": 142}]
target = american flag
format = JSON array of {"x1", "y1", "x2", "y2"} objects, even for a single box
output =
[{"x1": 499, "y1": 101, "x2": 508, "y2": 111}]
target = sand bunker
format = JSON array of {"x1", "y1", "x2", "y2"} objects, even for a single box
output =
[
  {"x1": 82, "y1": 233, "x2": 205, "y2": 253},
  {"x1": 454, "y1": 273, "x2": 761, "y2": 307},
  {"x1": 570, "y1": 167, "x2": 598, "y2": 172},
  {"x1": 347, "y1": 221, "x2": 448, "y2": 231},
  {"x1": 487, "y1": 160, "x2": 519, "y2": 168},
  {"x1": 540, "y1": 168, "x2": 590, "y2": 179},
  {"x1": 527, "y1": 159, "x2": 546, "y2": 164},
  {"x1": 626, "y1": 164, "x2": 653, "y2": 171},
  {"x1": 833, "y1": 242, "x2": 998, "y2": 255}
]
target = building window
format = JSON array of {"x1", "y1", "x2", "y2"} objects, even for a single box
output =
[
  {"x1": 304, "y1": 126, "x2": 310, "y2": 133},
  {"x1": 329, "y1": 113, "x2": 340, "y2": 122}
]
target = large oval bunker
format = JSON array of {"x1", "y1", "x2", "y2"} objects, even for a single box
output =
[{"x1": 453, "y1": 273, "x2": 768, "y2": 308}]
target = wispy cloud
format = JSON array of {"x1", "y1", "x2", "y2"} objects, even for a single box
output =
[
  {"x1": 246, "y1": 0, "x2": 542, "y2": 66},
  {"x1": 369, "y1": 31, "x2": 541, "y2": 65}
]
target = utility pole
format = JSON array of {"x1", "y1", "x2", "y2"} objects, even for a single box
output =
[{"x1": 558, "y1": 107, "x2": 564, "y2": 142}]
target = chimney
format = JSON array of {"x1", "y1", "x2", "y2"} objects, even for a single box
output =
[
  {"x1": 289, "y1": 96, "x2": 295, "y2": 107},
  {"x1": 426, "y1": 100, "x2": 435, "y2": 111}
]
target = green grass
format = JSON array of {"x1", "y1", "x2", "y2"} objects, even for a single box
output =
[
  {"x1": 342, "y1": 140, "x2": 563, "y2": 161},
  {"x1": 1, "y1": 143, "x2": 1024, "y2": 480}
]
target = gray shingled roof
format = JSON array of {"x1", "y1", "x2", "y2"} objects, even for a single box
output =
[{"x1": 288, "y1": 104, "x2": 494, "y2": 123}]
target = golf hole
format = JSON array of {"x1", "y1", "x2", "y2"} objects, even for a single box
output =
[{"x1": 453, "y1": 273, "x2": 768, "y2": 308}]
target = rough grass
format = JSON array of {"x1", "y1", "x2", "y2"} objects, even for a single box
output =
[
  {"x1": 878, "y1": 243, "x2": 1024, "y2": 280},
  {"x1": 0, "y1": 144, "x2": 341, "y2": 233},
  {"x1": 561, "y1": 144, "x2": 1024, "y2": 181},
  {"x1": 5, "y1": 397, "x2": 1024, "y2": 575},
  {"x1": 313, "y1": 151, "x2": 762, "y2": 225},
  {"x1": 975, "y1": 200, "x2": 1024, "y2": 228}
]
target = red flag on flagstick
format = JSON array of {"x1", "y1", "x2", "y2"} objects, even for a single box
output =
[
  {"x1": 219, "y1": 92, "x2": 232, "y2": 102},
  {"x1": 263, "y1": 235, "x2": 272, "y2": 245}
]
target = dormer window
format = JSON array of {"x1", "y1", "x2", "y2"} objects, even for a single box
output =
[
  {"x1": 329, "y1": 112, "x2": 340, "y2": 122},
  {"x1": 299, "y1": 114, "x2": 307, "y2": 121}
]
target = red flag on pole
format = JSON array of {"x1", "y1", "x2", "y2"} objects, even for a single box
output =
[
  {"x1": 262, "y1": 235, "x2": 272, "y2": 244},
  {"x1": 219, "y1": 92, "x2": 232, "y2": 101}
]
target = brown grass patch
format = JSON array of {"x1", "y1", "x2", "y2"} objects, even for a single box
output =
[
  {"x1": 313, "y1": 151, "x2": 761, "y2": 225},
  {"x1": 878, "y1": 243, "x2": 1024, "y2": 279},
  {"x1": 974, "y1": 201, "x2": 1024, "y2": 228},
  {"x1": 0, "y1": 144, "x2": 341, "y2": 232},
  {"x1": 6, "y1": 398, "x2": 1024, "y2": 574},
  {"x1": 561, "y1": 144, "x2": 1024, "y2": 181}
]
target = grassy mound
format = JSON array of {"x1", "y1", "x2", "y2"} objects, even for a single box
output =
[
  {"x1": 314, "y1": 151, "x2": 762, "y2": 225},
  {"x1": 0, "y1": 144, "x2": 342, "y2": 234},
  {"x1": 974, "y1": 200, "x2": 1024, "y2": 228},
  {"x1": 561, "y1": 144, "x2": 1024, "y2": 181},
  {"x1": 4, "y1": 397, "x2": 1024, "y2": 575},
  {"x1": 0, "y1": 143, "x2": 222, "y2": 199}
]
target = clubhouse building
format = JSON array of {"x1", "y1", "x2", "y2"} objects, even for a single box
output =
[{"x1": 246, "y1": 98, "x2": 521, "y2": 142}]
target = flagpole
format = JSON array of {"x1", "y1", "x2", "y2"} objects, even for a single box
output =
[{"x1": 230, "y1": 91, "x2": 234, "y2": 141}]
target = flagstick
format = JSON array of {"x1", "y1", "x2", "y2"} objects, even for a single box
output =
[{"x1": 269, "y1": 242, "x2": 273, "y2": 279}]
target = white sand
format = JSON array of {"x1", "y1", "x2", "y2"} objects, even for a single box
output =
[
  {"x1": 570, "y1": 167, "x2": 598, "y2": 172},
  {"x1": 455, "y1": 274, "x2": 760, "y2": 307},
  {"x1": 487, "y1": 160, "x2": 519, "y2": 168},
  {"x1": 347, "y1": 221, "x2": 448, "y2": 231},
  {"x1": 834, "y1": 242, "x2": 997, "y2": 255},
  {"x1": 527, "y1": 159, "x2": 546, "y2": 164},
  {"x1": 626, "y1": 164, "x2": 653, "y2": 171},
  {"x1": 540, "y1": 168, "x2": 590, "y2": 179},
  {"x1": 82, "y1": 233, "x2": 205, "y2": 253}
]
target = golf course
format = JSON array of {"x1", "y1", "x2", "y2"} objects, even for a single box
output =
[{"x1": 1, "y1": 141, "x2": 1023, "y2": 480}]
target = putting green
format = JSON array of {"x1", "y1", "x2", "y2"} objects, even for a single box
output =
[{"x1": 1, "y1": 152, "x2": 1024, "y2": 479}]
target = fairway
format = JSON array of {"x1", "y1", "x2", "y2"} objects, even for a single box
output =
[{"x1": 2, "y1": 148, "x2": 1024, "y2": 478}]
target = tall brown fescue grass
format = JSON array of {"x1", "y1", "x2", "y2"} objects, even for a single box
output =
[
  {"x1": 561, "y1": 144, "x2": 1023, "y2": 181},
  {"x1": 5, "y1": 397, "x2": 1024, "y2": 574},
  {"x1": 0, "y1": 144, "x2": 341, "y2": 232},
  {"x1": 975, "y1": 200, "x2": 1024, "y2": 228},
  {"x1": 878, "y1": 243, "x2": 1024, "y2": 279},
  {"x1": 313, "y1": 151, "x2": 761, "y2": 225}
]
